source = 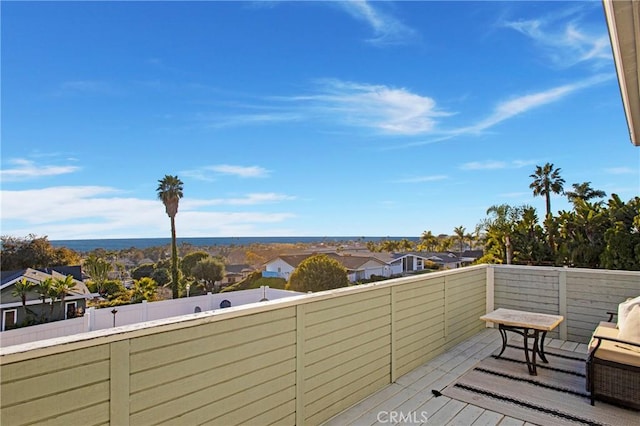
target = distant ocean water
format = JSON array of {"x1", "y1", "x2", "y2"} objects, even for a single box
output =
[{"x1": 50, "y1": 236, "x2": 420, "y2": 252}]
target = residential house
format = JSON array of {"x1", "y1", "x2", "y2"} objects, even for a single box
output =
[
  {"x1": 264, "y1": 252, "x2": 388, "y2": 282},
  {"x1": 220, "y1": 264, "x2": 254, "y2": 287},
  {"x1": 373, "y1": 251, "x2": 464, "y2": 273},
  {"x1": 0, "y1": 266, "x2": 95, "y2": 331}
]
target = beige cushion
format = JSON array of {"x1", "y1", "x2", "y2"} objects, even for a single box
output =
[
  {"x1": 589, "y1": 325, "x2": 640, "y2": 367},
  {"x1": 619, "y1": 305, "x2": 640, "y2": 344},
  {"x1": 618, "y1": 295, "x2": 640, "y2": 329}
]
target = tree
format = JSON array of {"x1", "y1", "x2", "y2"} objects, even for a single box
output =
[
  {"x1": 130, "y1": 277, "x2": 158, "y2": 303},
  {"x1": 556, "y1": 200, "x2": 609, "y2": 268},
  {"x1": 191, "y1": 258, "x2": 225, "y2": 293},
  {"x1": 287, "y1": 254, "x2": 348, "y2": 292},
  {"x1": 566, "y1": 182, "x2": 606, "y2": 204},
  {"x1": 0, "y1": 235, "x2": 81, "y2": 271},
  {"x1": 512, "y1": 207, "x2": 548, "y2": 265},
  {"x1": 453, "y1": 226, "x2": 467, "y2": 253},
  {"x1": 600, "y1": 195, "x2": 640, "y2": 270},
  {"x1": 529, "y1": 163, "x2": 565, "y2": 219},
  {"x1": 37, "y1": 277, "x2": 57, "y2": 320},
  {"x1": 131, "y1": 263, "x2": 155, "y2": 280},
  {"x1": 83, "y1": 254, "x2": 112, "y2": 294},
  {"x1": 52, "y1": 275, "x2": 76, "y2": 320},
  {"x1": 244, "y1": 250, "x2": 267, "y2": 269},
  {"x1": 151, "y1": 267, "x2": 171, "y2": 287},
  {"x1": 480, "y1": 204, "x2": 519, "y2": 264},
  {"x1": 180, "y1": 251, "x2": 210, "y2": 278},
  {"x1": 418, "y1": 230, "x2": 438, "y2": 252},
  {"x1": 530, "y1": 163, "x2": 565, "y2": 254},
  {"x1": 11, "y1": 278, "x2": 36, "y2": 313},
  {"x1": 157, "y1": 175, "x2": 184, "y2": 298}
]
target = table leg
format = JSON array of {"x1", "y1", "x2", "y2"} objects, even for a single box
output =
[
  {"x1": 497, "y1": 325, "x2": 508, "y2": 357},
  {"x1": 522, "y1": 327, "x2": 537, "y2": 375},
  {"x1": 537, "y1": 330, "x2": 549, "y2": 363},
  {"x1": 530, "y1": 329, "x2": 539, "y2": 375}
]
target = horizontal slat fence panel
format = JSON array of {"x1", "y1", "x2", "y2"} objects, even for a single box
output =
[
  {"x1": 444, "y1": 269, "x2": 487, "y2": 348},
  {"x1": 566, "y1": 269, "x2": 640, "y2": 342},
  {"x1": 492, "y1": 265, "x2": 640, "y2": 343},
  {"x1": 7, "y1": 265, "x2": 636, "y2": 424},
  {"x1": 493, "y1": 266, "x2": 562, "y2": 339},
  {"x1": 0, "y1": 344, "x2": 111, "y2": 426},
  {"x1": 301, "y1": 287, "x2": 391, "y2": 425},
  {"x1": 129, "y1": 307, "x2": 297, "y2": 425}
]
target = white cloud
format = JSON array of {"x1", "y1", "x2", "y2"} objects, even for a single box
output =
[
  {"x1": 182, "y1": 164, "x2": 271, "y2": 181},
  {"x1": 184, "y1": 193, "x2": 296, "y2": 207},
  {"x1": 337, "y1": 0, "x2": 417, "y2": 46},
  {"x1": 504, "y1": 10, "x2": 611, "y2": 68},
  {"x1": 1, "y1": 186, "x2": 296, "y2": 240},
  {"x1": 210, "y1": 164, "x2": 270, "y2": 178},
  {"x1": 304, "y1": 79, "x2": 450, "y2": 135},
  {"x1": 461, "y1": 74, "x2": 613, "y2": 134},
  {"x1": 0, "y1": 158, "x2": 80, "y2": 181}
]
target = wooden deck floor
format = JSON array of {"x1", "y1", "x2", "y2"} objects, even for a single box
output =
[{"x1": 322, "y1": 328, "x2": 591, "y2": 426}]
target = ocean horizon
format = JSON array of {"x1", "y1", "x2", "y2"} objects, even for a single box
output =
[{"x1": 50, "y1": 236, "x2": 420, "y2": 252}]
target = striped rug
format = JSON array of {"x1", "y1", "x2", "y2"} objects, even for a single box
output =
[{"x1": 440, "y1": 345, "x2": 639, "y2": 426}]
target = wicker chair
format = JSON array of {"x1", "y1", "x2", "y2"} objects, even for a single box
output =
[{"x1": 586, "y1": 312, "x2": 640, "y2": 410}]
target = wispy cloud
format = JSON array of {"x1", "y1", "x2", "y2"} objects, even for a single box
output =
[
  {"x1": 300, "y1": 79, "x2": 451, "y2": 135},
  {"x1": 197, "y1": 112, "x2": 303, "y2": 129},
  {"x1": 393, "y1": 175, "x2": 448, "y2": 184},
  {"x1": 460, "y1": 74, "x2": 613, "y2": 134},
  {"x1": 185, "y1": 193, "x2": 296, "y2": 207},
  {"x1": 0, "y1": 158, "x2": 80, "y2": 182},
  {"x1": 503, "y1": 8, "x2": 611, "y2": 68},
  {"x1": 210, "y1": 165, "x2": 270, "y2": 178},
  {"x1": 604, "y1": 167, "x2": 637, "y2": 175},
  {"x1": 336, "y1": 1, "x2": 417, "y2": 46},
  {"x1": 460, "y1": 159, "x2": 537, "y2": 170},
  {"x1": 182, "y1": 164, "x2": 271, "y2": 181}
]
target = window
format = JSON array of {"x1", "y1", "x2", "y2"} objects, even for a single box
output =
[
  {"x1": 65, "y1": 301, "x2": 77, "y2": 319},
  {"x1": 2, "y1": 309, "x2": 17, "y2": 331}
]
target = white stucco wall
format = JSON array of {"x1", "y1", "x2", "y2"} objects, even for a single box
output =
[{"x1": 264, "y1": 258, "x2": 295, "y2": 279}]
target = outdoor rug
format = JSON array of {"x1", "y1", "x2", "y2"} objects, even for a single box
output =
[{"x1": 439, "y1": 344, "x2": 639, "y2": 426}]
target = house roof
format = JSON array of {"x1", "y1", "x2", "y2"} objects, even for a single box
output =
[
  {"x1": 272, "y1": 253, "x2": 386, "y2": 272},
  {"x1": 603, "y1": 0, "x2": 640, "y2": 147},
  {"x1": 225, "y1": 264, "x2": 252, "y2": 274},
  {"x1": 390, "y1": 251, "x2": 462, "y2": 263},
  {"x1": 461, "y1": 250, "x2": 484, "y2": 259},
  {"x1": 0, "y1": 267, "x2": 92, "y2": 297}
]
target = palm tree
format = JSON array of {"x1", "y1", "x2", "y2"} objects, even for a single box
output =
[
  {"x1": 566, "y1": 182, "x2": 606, "y2": 204},
  {"x1": 83, "y1": 254, "x2": 112, "y2": 294},
  {"x1": 530, "y1": 163, "x2": 565, "y2": 255},
  {"x1": 483, "y1": 204, "x2": 518, "y2": 264},
  {"x1": 12, "y1": 278, "x2": 36, "y2": 312},
  {"x1": 157, "y1": 175, "x2": 184, "y2": 298},
  {"x1": 53, "y1": 275, "x2": 76, "y2": 320},
  {"x1": 529, "y1": 163, "x2": 565, "y2": 219},
  {"x1": 38, "y1": 277, "x2": 57, "y2": 320},
  {"x1": 453, "y1": 226, "x2": 466, "y2": 254},
  {"x1": 419, "y1": 230, "x2": 438, "y2": 252}
]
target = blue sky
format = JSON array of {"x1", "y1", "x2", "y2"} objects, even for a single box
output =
[{"x1": 2, "y1": 1, "x2": 638, "y2": 240}]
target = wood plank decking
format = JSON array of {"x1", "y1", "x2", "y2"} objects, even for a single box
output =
[{"x1": 322, "y1": 328, "x2": 591, "y2": 426}]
